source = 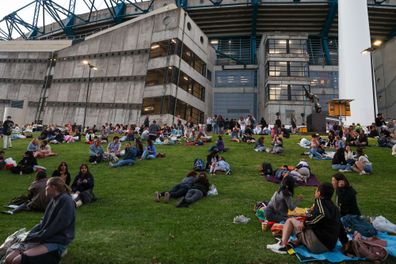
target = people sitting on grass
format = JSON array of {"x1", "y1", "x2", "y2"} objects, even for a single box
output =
[
  {"x1": 4, "y1": 177, "x2": 75, "y2": 264},
  {"x1": 85, "y1": 129, "x2": 95, "y2": 144},
  {"x1": 266, "y1": 182, "x2": 348, "y2": 254},
  {"x1": 350, "y1": 148, "x2": 372, "y2": 175},
  {"x1": 254, "y1": 136, "x2": 265, "y2": 152},
  {"x1": 89, "y1": 139, "x2": 104, "y2": 164},
  {"x1": 331, "y1": 173, "x2": 361, "y2": 217},
  {"x1": 208, "y1": 135, "x2": 226, "y2": 152},
  {"x1": 140, "y1": 139, "x2": 156, "y2": 160},
  {"x1": 52, "y1": 161, "x2": 71, "y2": 186},
  {"x1": 209, "y1": 156, "x2": 231, "y2": 175},
  {"x1": 206, "y1": 149, "x2": 219, "y2": 171},
  {"x1": 104, "y1": 136, "x2": 121, "y2": 162},
  {"x1": 135, "y1": 138, "x2": 144, "y2": 158},
  {"x1": 176, "y1": 172, "x2": 210, "y2": 208},
  {"x1": 34, "y1": 140, "x2": 57, "y2": 158},
  {"x1": 71, "y1": 164, "x2": 95, "y2": 207},
  {"x1": 309, "y1": 133, "x2": 324, "y2": 159},
  {"x1": 155, "y1": 171, "x2": 198, "y2": 202},
  {"x1": 230, "y1": 127, "x2": 241, "y2": 143},
  {"x1": 331, "y1": 147, "x2": 351, "y2": 172},
  {"x1": 289, "y1": 160, "x2": 311, "y2": 183},
  {"x1": 265, "y1": 175, "x2": 303, "y2": 223},
  {"x1": 269, "y1": 135, "x2": 283, "y2": 154},
  {"x1": 27, "y1": 138, "x2": 39, "y2": 153},
  {"x1": 11, "y1": 151, "x2": 37, "y2": 175},
  {"x1": 2, "y1": 170, "x2": 50, "y2": 215},
  {"x1": 109, "y1": 142, "x2": 138, "y2": 168}
]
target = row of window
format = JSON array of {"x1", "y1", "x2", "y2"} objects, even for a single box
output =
[
  {"x1": 266, "y1": 61, "x2": 309, "y2": 77},
  {"x1": 149, "y1": 39, "x2": 210, "y2": 80},
  {"x1": 267, "y1": 84, "x2": 307, "y2": 101},
  {"x1": 215, "y1": 70, "x2": 257, "y2": 88},
  {"x1": 266, "y1": 39, "x2": 307, "y2": 55},
  {"x1": 145, "y1": 67, "x2": 205, "y2": 102},
  {"x1": 142, "y1": 96, "x2": 204, "y2": 124}
]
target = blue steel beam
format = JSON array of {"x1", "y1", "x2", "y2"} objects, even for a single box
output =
[
  {"x1": 320, "y1": 0, "x2": 337, "y2": 65},
  {"x1": 250, "y1": 0, "x2": 259, "y2": 64}
]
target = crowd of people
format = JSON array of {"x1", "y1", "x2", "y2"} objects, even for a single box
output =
[{"x1": 0, "y1": 112, "x2": 395, "y2": 263}]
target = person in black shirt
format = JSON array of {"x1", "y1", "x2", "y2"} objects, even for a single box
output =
[
  {"x1": 52, "y1": 161, "x2": 71, "y2": 186},
  {"x1": 331, "y1": 173, "x2": 361, "y2": 216},
  {"x1": 2, "y1": 116, "x2": 14, "y2": 149}
]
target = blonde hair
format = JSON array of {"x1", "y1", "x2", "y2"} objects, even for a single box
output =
[{"x1": 47, "y1": 177, "x2": 71, "y2": 194}]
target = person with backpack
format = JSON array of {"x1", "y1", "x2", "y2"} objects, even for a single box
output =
[
  {"x1": 267, "y1": 182, "x2": 348, "y2": 254},
  {"x1": 265, "y1": 175, "x2": 303, "y2": 223},
  {"x1": 2, "y1": 116, "x2": 14, "y2": 149},
  {"x1": 154, "y1": 171, "x2": 198, "y2": 202}
]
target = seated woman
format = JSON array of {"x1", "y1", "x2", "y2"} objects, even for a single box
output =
[
  {"x1": 326, "y1": 130, "x2": 336, "y2": 148},
  {"x1": 109, "y1": 143, "x2": 138, "y2": 168},
  {"x1": 3, "y1": 170, "x2": 50, "y2": 215},
  {"x1": 49, "y1": 130, "x2": 65, "y2": 144},
  {"x1": 265, "y1": 175, "x2": 303, "y2": 223},
  {"x1": 176, "y1": 172, "x2": 210, "y2": 208},
  {"x1": 331, "y1": 147, "x2": 352, "y2": 171},
  {"x1": 71, "y1": 164, "x2": 95, "y2": 207},
  {"x1": 356, "y1": 130, "x2": 368, "y2": 147},
  {"x1": 351, "y1": 148, "x2": 372, "y2": 175},
  {"x1": 135, "y1": 138, "x2": 144, "y2": 158},
  {"x1": 230, "y1": 127, "x2": 241, "y2": 143},
  {"x1": 4, "y1": 177, "x2": 75, "y2": 264},
  {"x1": 89, "y1": 139, "x2": 104, "y2": 164},
  {"x1": 85, "y1": 129, "x2": 95, "y2": 144},
  {"x1": 140, "y1": 139, "x2": 156, "y2": 160},
  {"x1": 209, "y1": 156, "x2": 231, "y2": 175},
  {"x1": 34, "y1": 140, "x2": 57, "y2": 158},
  {"x1": 27, "y1": 138, "x2": 39, "y2": 153},
  {"x1": 52, "y1": 161, "x2": 71, "y2": 186},
  {"x1": 344, "y1": 145, "x2": 356, "y2": 165},
  {"x1": 155, "y1": 171, "x2": 197, "y2": 202},
  {"x1": 269, "y1": 135, "x2": 283, "y2": 154},
  {"x1": 208, "y1": 135, "x2": 225, "y2": 152},
  {"x1": 100, "y1": 125, "x2": 109, "y2": 143},
  {"x1": 11, "y1": 151, "x2": 38, "y2": 175},
  {"x1": 254, "y1": 136, "x2": 265, "y2": 152},
  {"x1": 331, "y1": 173, "x2": 361, "y2": 217},
  {"x1": 105, "y1": 136, "x2": 121, "y2": 162},
  {"x1": 309, "y1": 134, "x2": 323, "y2": 159}
]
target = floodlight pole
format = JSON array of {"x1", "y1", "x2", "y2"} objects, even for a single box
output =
[{"x1": 83, "y1": 63, "x2": 95, "y2": 131}]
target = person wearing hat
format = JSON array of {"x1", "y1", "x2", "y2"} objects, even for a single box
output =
[
  {"x1": 2, "y1": 116, "x2": 14, "y2": 149},
  {"x1": 3, "y1": 170, "x2": 50, "y2": 215}
]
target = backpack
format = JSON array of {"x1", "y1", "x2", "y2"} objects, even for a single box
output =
[
  {"x1": 262, "y1": 162, "x2": 273, "y2": 176},
  {"x1": 193, "y1": 159, "x2": 205, "y2": 171},
  {"x1": 343, "y1": 235, "x2": 388, "y2": 263}
]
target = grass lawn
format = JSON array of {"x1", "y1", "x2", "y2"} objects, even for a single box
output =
[{"x1": 0, "y1": 134, "x2": 395, "y2": 264}]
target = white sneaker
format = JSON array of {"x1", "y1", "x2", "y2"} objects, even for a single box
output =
[
  {"x1": 266, "y1": 241, "x2": 288, "y2": 254},
  {"x1": 339, "y1": 169, "x2": 351, "y2": 173},
  {"x1": 359, "y1": 171, "x2": 367, "y2": 175}
]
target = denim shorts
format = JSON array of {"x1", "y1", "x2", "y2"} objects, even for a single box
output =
[
  {"x1": 363, "y1": 164, "x2": 373, "y2": 173},
  {"x1": 43, "y1": 243, "x2": 67, "y2": 254}
]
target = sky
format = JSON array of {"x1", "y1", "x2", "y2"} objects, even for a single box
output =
[{"x1": 0, "y1": 0, "x2": 108, "y2": 38}]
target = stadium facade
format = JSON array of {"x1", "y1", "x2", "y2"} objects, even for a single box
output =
[{"x1": 0, "y1": 0, "x2": 395, "y2": 127}]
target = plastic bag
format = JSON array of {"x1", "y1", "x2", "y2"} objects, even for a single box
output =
[
  {"x1": 0, "y1": 228, "x2": 28, "y2": 258},
  {"x1": 207, "y1": 185, "x2": 218, "y2": 196},
  {"x1": 233, "y1": 215, "x2": 250, "y2": 224},
  {"x1": 372, "y1": 215, "x2": 396, "y2": 234},
  {"x1": 4, "y1": 158, "x2": 16, "y2": 167}
]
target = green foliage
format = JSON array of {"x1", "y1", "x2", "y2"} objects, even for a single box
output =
[{"x1": 0, "y1": 135, "x2": 395, "y2": 263}]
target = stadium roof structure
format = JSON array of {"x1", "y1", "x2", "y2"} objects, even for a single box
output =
[{"x1": 1, "y1": 0, "x2": 396, "y2": 42}]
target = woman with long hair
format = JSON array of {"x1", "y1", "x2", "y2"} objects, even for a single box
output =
[{"x1": 71, "y1": 164, "x2": 95, "y2": 207}]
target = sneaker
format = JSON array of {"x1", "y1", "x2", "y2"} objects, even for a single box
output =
[
  {"x1": 164, "y1": 192, "x2": 170, "y2": 203},
  {"x1": 1, "y1": 210, "x2": 14, "y2": 215},
  {"x1": 108, "y1": 162, "x2": 114, "y2": 167},
  {"x1": 91, "y1": 161, "x2": 97, "y2": 165},
  {"x1": 226, "y1": 170, "x2": 231, "y2": 175},
  {"x1": 359, "y1": 171, "x2": 367, "y2": 175},
  {"x1": 154, "y1": 192, "x2": 161, "y2": 202},
  {"x1": 266, "y1": 241, "x2": 288, "y2": 254},
  {"x1": 339, "y1": 169, "x2": 351, "y2": 172}
]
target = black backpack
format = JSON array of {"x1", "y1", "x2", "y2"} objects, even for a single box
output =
[
  {"x1": 262, "y1": 162, "x2": 273, "y2": 176},
  {"x1": 193, "y1": 159, "x2": 205, "y2": 171}
]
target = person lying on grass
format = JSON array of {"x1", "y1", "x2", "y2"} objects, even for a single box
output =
[
  {"x1": 176, "y1": 172, "x2": 210, "y2": 208},
  {"x1": 71, "y1": 164, "x2": 95, "y2": 207},
  {"x1": 155, "y1": 171, "x2": 198, "y2": 202},
  {"x1": 4, "y1": 177, "x2": 75, "y2": 264},
  {"x1": 265, "y1": 175, "x2": 303, "y2": 223},
  {"x1": 209, "y1": 156, "x2": 231, "y2": 175},
  {"x1": 3, "y1": 170, "x2": 50, "y2": 215},
  {"x1": 266, "y1": 182, "x2": 348, "y2": 254}
]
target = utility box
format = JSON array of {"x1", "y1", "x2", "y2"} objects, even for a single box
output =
[{"x1": 328, "y1": 99, "x2": 353, "y2": 117}]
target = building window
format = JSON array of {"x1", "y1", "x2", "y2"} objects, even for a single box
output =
[
  {"x1": 267, "y1": 84, "x2": 306, "y2": 101},
  {"x1": 289, "y1": 61, "x2": 309, "y2": 77},
  {"x1": 145, "y1": 67, "x2": 205, "y2": 102},
  {"x1": 267, "y1": 39, "x2": 307, "y2": 55},
  {"x1": 215, "y1": 70, "x2": 256, "y2": 87},
  {"x1": 267, "y1": 39, "x2": 287, "y2": 54},
  {"x1": 289, "y1": 39, "x2": 307, "y2": 54},
  {"x1": 266, "y1": 61, "x2": 308, "y2": 77},
  {"x1": 142, "y1": 96, "x2": 204, "y2": 123}
]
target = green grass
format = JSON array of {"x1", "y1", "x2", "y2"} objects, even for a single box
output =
[{"x1": 0, "y1": 135, "x2": 395, "y2": 264}]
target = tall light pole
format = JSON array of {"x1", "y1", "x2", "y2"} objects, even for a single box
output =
[
  {"x1": 82, "y1": 60, "x2": 97, "y2": 131},
  {"x1": 362, "y1": 40, "x2": 382, "y2": 121}
]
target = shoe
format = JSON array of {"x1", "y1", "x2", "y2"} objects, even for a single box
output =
[
  {"x1": 339, "y1": 169, "x2": 351, "y2": 172},
  {"x1": 91, "y1": 161, "x2": 97, "y2": 165},
  {"x1": 1, "y1": 210, "x2": 14, "y2": 215},
  {"x1": 154, "y1": 192, "x2": 161, "y2": 202},
  {"x1": 108, "y1": 162, "x2": 113, "y2": 167},
  {"x1": 266, "y1": 241, "x2": 288, "y2": 254},
  {"x1": 226, "y1": 170, "x2": 231, "y2": 175},
  {"x1": 164, "y1": 192, "x2": 170, "y2": 203},
  {"x1": 359, "y1": 171, "x2": 367, "y2": 175},
  {"x1": 176, "y1": 199, "x2": 189, "y2": 208}
]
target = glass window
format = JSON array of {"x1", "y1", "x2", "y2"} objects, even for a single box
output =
[
  {"x1": 149, "y1": 40, "x2": 169, "y2": 59},
  {"x1": 267, "y1": 39, "x2": 287, "y2": 54},
  {"x1": 289, "y1": 61, "x2": 309, "y2": 77},
  {"x1": 268, "y1": 84, "x2": 289, "y2": 101},
  {"x1": 145, "y1": 68, "x2": 166, "y2": 86},
  {"x1": 290, "y1": 85, "x2": 306, "y2": 101},
  {"x1": 267, "y1": 61, "x2": 288, "y2": 77},
  {"x1": 215, "y1": 70, "x2": 256, "y2": 87},
  {"x1": 289, "y1": 39, "x2": 307, "y2": 54}
]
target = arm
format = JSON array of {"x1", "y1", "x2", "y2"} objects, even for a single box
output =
[{"x1": 304, "y1": 199, "x2": 325, "y2": 227}]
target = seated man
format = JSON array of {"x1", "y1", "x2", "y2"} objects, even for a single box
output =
[{"x1": 266, "y1": 182, "x2": 347, "y2": 254}]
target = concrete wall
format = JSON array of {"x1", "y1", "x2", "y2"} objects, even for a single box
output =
[{"x1": 373, "y1": 36, "x2": 396, "y2": 120}]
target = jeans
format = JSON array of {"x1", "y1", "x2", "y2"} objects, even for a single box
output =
[
  {"x1": 309, "y1": 149, "x2": 323, "y2": 160},
  {"x1": 213, "y1": 123, "x2": 219, "y2": 134},
  {"x1": 169, "y1": 184, "x2": 189, "y2": 198},
  {"x1": 111, "y1": 159, "x2": 135, "y2": 167},
  {"x1": 184, "y1": 189, "x2": 203, "y2": 204},
  {"x1": 3, "y1": 135, "x2": 11, "y2": 148},
  {"x1": 141, "y1": 150, "x2": 155, "y2": 160},
  {"x1": 332, "y1": 164, "x2": 351, "y2": 170}
]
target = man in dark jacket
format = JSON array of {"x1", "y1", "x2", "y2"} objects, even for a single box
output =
[
  {"x1": 267, "y1": 182, "x2": 348, "y2": 254},
  {"x1": 3, "y1": 116, "x2": 14, "y2": 149}
]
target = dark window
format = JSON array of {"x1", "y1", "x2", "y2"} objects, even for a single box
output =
[{"x1": 267, "y1": 84, "x2": 306, "y2": 101}]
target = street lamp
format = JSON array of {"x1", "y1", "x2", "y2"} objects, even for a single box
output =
[
  {"x1": 361, "y1": 40, "x2": 382, "y2": 120},
  {"x1": 82, "y1": 60, "x2": 97, "y2": 131}
]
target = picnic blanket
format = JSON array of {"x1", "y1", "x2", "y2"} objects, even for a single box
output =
[
  {"x1": 294, "y1": 232, "x2": 396, "y2": 263},
  {"x1": 265, "y1": 174, "x2": 320, "y2": 187}
]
